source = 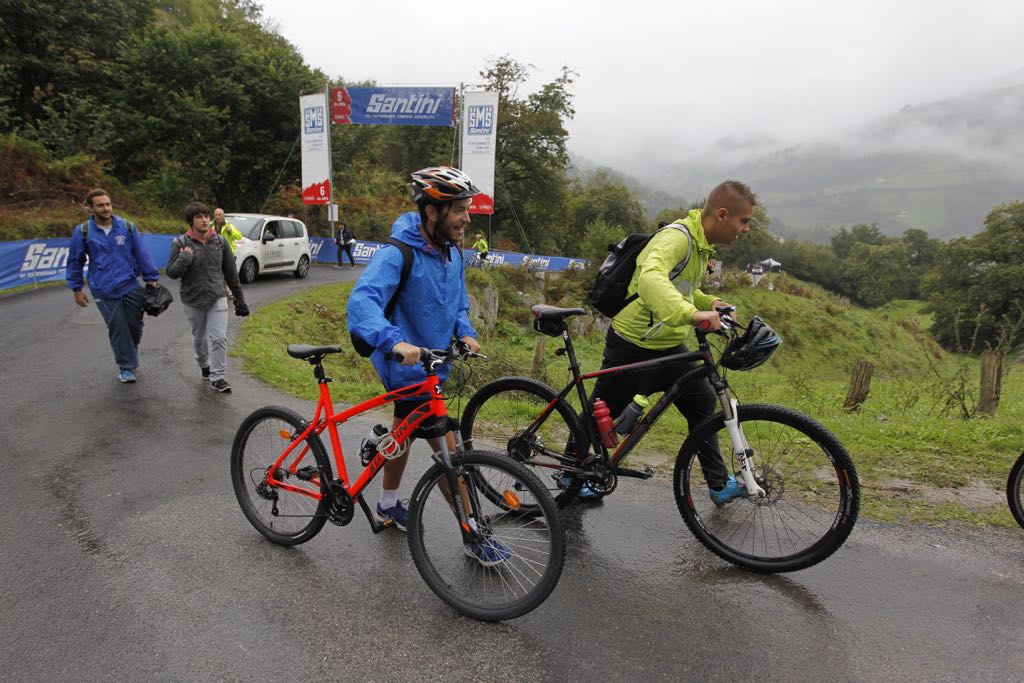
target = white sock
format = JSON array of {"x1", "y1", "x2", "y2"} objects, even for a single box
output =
[{"x1": 379, "y1": 488, "x2": 399, "y2": 510}]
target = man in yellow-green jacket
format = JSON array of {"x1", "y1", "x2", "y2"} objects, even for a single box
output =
[
  {"x1": 213, "y1": 208, "x2": 244, "y2": 253},
  {"x1": 589, "y1": 180, "x2": 756, "y2": 504}
]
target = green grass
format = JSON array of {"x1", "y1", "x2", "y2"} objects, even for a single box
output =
[{"x1": 235, "y1": 269, "x2": 1024, "y2": 528}]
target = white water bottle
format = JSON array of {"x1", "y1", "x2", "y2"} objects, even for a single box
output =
[{"x1": 359, "y1": 424, "x2": 389, "y2": 466}]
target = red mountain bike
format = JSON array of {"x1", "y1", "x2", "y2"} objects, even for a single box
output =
[
  {"x1": 230, "y1": 342, "x2": 566, "y2": 621},
  {"x1": 461, "y1": 304, "x2": 860, "y2": 573}
]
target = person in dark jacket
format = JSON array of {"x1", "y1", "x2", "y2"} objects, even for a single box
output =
[
  {"x1": 65, "y1": 188, "x2": 161, "y2": 384},
  {"x1": 335, "y1": 222, "x2": 356, "y2": 268},
  {"x1": 166, "y1": 202, "x2": 249, "y2": 393}
]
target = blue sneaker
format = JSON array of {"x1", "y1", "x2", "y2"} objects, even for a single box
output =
[
  {"x1": 556, "y1": 473, "x2": 602, "y2": 500},
  {"x1": 118, "y1": 369, "x2": 137, "y2": 383},
  {"x1": 463, "y1": 536, "x2": 512, "y2": 567},
  {"x1": 374, "y1": 500, "x2": 408, "y2": 531},
  {"x1": 709, "y1": 475, "x2": 744, "y2": 507}
]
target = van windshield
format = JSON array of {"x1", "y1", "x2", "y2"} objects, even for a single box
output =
[{"x1": 225, "y1": 215, "x2": 265, "y2": 240}]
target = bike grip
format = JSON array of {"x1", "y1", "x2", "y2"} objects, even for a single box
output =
[{"x1": 698, "y1": 319, "x2": 711, "y2": 331}]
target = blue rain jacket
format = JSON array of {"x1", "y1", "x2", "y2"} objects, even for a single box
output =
[
  {"x1": 347, "y1": 212, "x2": 477, "y2": 391},
  {"x1": 65, "y1": 215, "x2": 160, "y2": 299}
]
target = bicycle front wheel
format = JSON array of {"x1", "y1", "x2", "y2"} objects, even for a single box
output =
[
  {"x1": 407, "y1": 450, "x2": 567, "y2": 621},
  {"x1": 674, "y1": 404, "x2": 859, "y2": 573},
  {"x1": 1007, "y1": 452, "x2": 1024, "y2": 529},
  {"x1": 460, "y1": 377, "x2": 589, "y2": 507},
  {"x1": 231, "y1": 406, "x2": 332, "y2": 545}
]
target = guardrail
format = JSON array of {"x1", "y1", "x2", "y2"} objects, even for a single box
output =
[{"x1": 0, "y1": 235, "x2": 586, "y2": 292}]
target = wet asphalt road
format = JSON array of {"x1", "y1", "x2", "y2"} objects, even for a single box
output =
[{"x1": 2, "y1": 265, "x2": 1023, "y2": 682}]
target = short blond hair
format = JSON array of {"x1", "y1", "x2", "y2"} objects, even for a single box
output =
[{"x1": 706, "y1": 181, "x2": 757, "y2": 214}]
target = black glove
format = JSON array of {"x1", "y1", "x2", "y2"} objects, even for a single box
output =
[{"x1": 234, "y1": 301, "x2": 250, "y2": 317}]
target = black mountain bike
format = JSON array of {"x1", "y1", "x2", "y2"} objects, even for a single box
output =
[
  {"x1": 1008, "y1": 451, "x2": 1024, "y2": 529},
  {"x1": 460, "y1": 304, "x2": 860, "y2": 573}
]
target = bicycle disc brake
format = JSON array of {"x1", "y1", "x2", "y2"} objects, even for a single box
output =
[
  {"x1": 506, "y1": 431, "x2": 540, "y2": 462},
  {"x1": 749, "y1": 466, "x2": 783, "y2": 506},
  {"x1": 325, "y1": 480, "x2": 354, "y2": 526}
]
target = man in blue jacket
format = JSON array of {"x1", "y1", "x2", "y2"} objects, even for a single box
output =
[
  {"x1": 66, "y1": 189, "x2": 161, "y2": 383},
  {"x1": 348, "y1": 167, "x2": 502, "y2": 562}
]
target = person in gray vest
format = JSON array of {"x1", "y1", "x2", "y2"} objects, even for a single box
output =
[
  {"x1": 65, "y1": 189, "x2": 161, "y2": 384},
  {"x1": 166, "y1": 202, "x2": 249, "y2": 393}
]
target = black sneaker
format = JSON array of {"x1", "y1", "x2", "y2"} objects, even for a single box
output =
[
  {"x1": 211, "y1": 379, "x2": 232, "y2": 393},
  {"x1": 201, "y1": 367, "x2": 211, "y2": 378}
]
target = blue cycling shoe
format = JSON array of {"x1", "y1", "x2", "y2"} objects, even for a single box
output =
[
  {"x1": 557, "y1": 473, "x2": 602, "y2": 500},
  {"x1": 463, "y1": 536, "x2": 512, "y2": 567},
  {"x1": 709, "y1": 475, "x2": 745, "y2": 507}
]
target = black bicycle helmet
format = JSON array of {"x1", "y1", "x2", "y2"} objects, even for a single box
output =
[
  {"x1": 411, "y1": 166, "x2": 480, "y2": 204},
  {"x1": 720, "y1": 316, "x2": 781, "y2": 371}
]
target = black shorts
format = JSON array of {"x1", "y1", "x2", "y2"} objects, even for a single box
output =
[{"x1": 393, "y1": 399, "x2": 457, "y2": 440}]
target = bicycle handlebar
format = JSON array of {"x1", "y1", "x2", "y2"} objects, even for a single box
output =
[{"x1": 393, "y1": 340, "x2": 485, "y2": 369}]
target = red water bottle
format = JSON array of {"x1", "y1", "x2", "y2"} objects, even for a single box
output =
[{"x1": 593, "y1": 398, "x2": 618, "y2": 448}]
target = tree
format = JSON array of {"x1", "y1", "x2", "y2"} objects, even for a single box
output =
[
  {"x1": 921, "y1": 201, "x2": 1024, "y2": 351},
  {"x1": 830, "y1": 223, "x2": 887, "y2": 260},
  {"x1": 566, "y1": 170, "x2": 646, "y2": 256},
  {"x1": 840, "y1": 242, "x2": 916, "y2": 306},
  {"x1": 480, "y1": 56, "x2": 576, "y2": 254}
]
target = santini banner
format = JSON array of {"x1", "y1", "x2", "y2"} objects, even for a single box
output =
[{"x1": 331, "y1": 87, "x2": 456, "y2": 127}]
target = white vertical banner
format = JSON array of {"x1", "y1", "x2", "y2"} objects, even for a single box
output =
[
  {"x1": 460, "y1": 90, "x2": 499, "y2": 215},
  {"x1": 300, "y1": 90, "x2": 331, "y2": 205}
]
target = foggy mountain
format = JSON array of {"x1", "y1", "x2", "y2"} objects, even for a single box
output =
[{"x1": 585, "y1": 80, "x2": 1024, "y2": 242}]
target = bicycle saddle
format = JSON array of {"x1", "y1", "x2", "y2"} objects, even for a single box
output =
[
  {"x1": 287, "y1": 344, "x2": 343, "y2": 360},
  {"x1": 530, "y1": 304, "x2": 587, "y2": 320}
]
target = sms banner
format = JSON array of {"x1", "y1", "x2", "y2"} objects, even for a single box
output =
[
  {"x1": 460, "y1": 90, "x2": 499, "y2": 215},
  {"x1": 331, "y1": 87, "x2": 456, "y2": 127},
  {"x1": 300, "y1": 90, "x2": 331, "y2": 205}
]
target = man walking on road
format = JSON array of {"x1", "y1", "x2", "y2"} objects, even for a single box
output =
[
  {"x1": 65, "y1": 189, "x2": 161, "y2": 384},
  {"x1": 166, "y1": 202, "x2": 249, "y2": 393}
]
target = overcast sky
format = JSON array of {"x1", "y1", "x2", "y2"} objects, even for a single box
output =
[{"x1": 258, "y1": 0, "x2": 1022, "y2": 171}]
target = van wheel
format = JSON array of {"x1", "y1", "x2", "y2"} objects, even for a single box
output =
[
  {"x1": 294, "y1": 255, "x2": 310, "y2": 279},
  {"x1": 239, "y1": 258, "x2": 258, "y2": 284}
]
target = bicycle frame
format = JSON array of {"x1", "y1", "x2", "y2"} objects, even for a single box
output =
[
  {"x1": 538, "y1": 325, "x2": 767, "y2": 498},
  {"x1": 265, "y1": 364, "x2": 455, "y2": 506}
]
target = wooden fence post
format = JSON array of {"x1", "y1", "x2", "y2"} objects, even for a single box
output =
[
  {"x1": 977, "y1": 349, "x2": 1003, "y2": 416},
  {"x1": 531, "y1": 336, "x2": 546, "y2": 375},
  {"x1": 844, "y1": 360, "x2": 874, "y2": 411}
]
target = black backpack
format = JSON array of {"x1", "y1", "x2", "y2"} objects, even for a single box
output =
[
  {"x1": 587, "y1": 222, "x2": 692, "y2": 318},
  {"x1": 350, "y1": 238, "x2": 414, "y2": 357}
]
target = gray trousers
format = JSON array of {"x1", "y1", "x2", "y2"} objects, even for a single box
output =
[{"x1": 183, "y1": 297, "x2": 229, "y2": 382}]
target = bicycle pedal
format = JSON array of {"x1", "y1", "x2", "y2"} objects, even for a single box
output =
[
  {"x1": 295, "y1": 466, "x2": 318, "y2": 481},
  {"x1": 616, "y1": 466, "x2": 654, "y2": 480}
]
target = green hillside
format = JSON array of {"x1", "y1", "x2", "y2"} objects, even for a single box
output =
[{"x1": 234, "y1": 267, "x2": 1023, "y2": 527}]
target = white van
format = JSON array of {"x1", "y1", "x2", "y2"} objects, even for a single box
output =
[{"x1": 225, "y1": 213, "x2": 311, "y2": 284}]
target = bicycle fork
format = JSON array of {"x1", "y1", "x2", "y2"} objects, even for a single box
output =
[
  {"x1": 720, "y1": 396, "x2": 767, "y2": 499},
  {"x1": 432, "y1": 439, "x2": 486, "y2": 545}
]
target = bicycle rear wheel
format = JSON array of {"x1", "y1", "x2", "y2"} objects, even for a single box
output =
[
  {"x1": 231, "y1": 406, "x2": 331, "y2": 545},
  {"x1": 407, "y1": 450, "x2": 566, "y2": 621},
  {"x1": 1007, "y1": 452, "x2": 1024, "y2": 529},
  {"x1": 674, "y1": 404, "x2": 859, "y2": 573},
  {"x1": 460, "y1": 377, "x2": 588, "y2": 507}
]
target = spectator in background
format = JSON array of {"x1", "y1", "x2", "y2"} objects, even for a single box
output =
[
  {"x1": 335, "y1": 221, "x2": 357, "y2": 268},
  {"x1": 213, "y1": 208, "x2": 244, "y2": 253},
  {"x1": 65, "y1": 189, "x2": 161, "y2": 384},
  {"x1": 472, "y1": 232, "x2": 489, "y2": 262},
  {"x1": 166, "y1": 202, "x2": 249, "y2": 393}
]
